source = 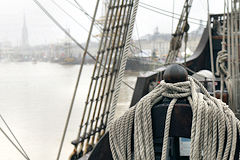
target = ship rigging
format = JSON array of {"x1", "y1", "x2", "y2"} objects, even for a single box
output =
[{"x1": 1, "y1": 0, "x2": 240, "y2": 160}]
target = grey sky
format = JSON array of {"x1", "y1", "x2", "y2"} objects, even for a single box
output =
[{"x1": 0, "y1": 0, "x2": 223, "y2": 46}]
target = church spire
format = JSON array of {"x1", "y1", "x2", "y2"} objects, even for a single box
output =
[{"x1": 21, "y1": 13, "x2": 29, "y2": 48}]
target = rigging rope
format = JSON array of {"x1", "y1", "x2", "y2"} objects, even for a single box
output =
[
  {"x1": 109, "y1": 77, "x2": 240, "y2": 160},
  {"x1": 50, "y1": 0, "x2": 89, "y2": 34},
  {"x1": 32, "y1": 0, "x2": 97, "y2": 62},
  {"x1": 184, "y1": 31, "x2": 188, "y2": 65},
  {"x1": 140, "y1": 2, "x2": 207, "y2": 23},
  {"x1": 68, "y1": 0, "x2": 138, "y2": 158},
  {"x1": 0, "y1": 127, "x2": 30, "y2": 160},
  {"x1": 74, "y1": 0, "x2": 125, "y2": 155},
  {"x1": 139, "y1": 4, "x2": 202, "y2": 26},
  {"x1": 135, "y1": 22, "x2": 142, "y2": 53},
  {"x1": 56, "y1": 0, "x2": 101, "y2": 159},
  {"x1": 226, "y1": 0, "x2": 232, "y2": 106},
  {"x1": 231, "y1": 0, "x2": 240, "y2": 113},
  {"x1": 184, "y1": 2, "x2": 189, "y2": 66},
  {"x1": 207, "y1": 0, "x2": 216, "y2": 97},
  {"x1": 72, "y1": 0, "x2": 103, "y2": 31},
  {"x1": 230, "y1": 0, "x2": 237, "y2": 112},
  {"x1": 171, "y1": 0, "x2": 175, "y2": 34},
  {"x1": 0, "y1": 115, "x2": 30, "y2": 160},
  {"x1": 74, "y1": 0, "x2": 93, "y2": 19},
  {"x1": 33, "y1": 0, "x2": 134, "y2": 92},
  {"x1": 216, "y1": 0, "x2": 228, "y2": 100},
  {"x1": 107, "y1": 0, "x2": 139, "y2": 128},
  {"x1": 165, "y1": 0, "x2": 193, "y2": 64}
]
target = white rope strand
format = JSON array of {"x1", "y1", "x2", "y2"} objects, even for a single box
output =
[
  {"x1": 109, "y1": 77, "x2": 240, "y2": 160},
  {"x1": 107, "y1": 0, "x2": 140, "y2": 127}
]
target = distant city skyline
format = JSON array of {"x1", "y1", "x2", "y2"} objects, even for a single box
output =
[{"x1": 0, "y1": 0, "x2": 223, "y2": 46}]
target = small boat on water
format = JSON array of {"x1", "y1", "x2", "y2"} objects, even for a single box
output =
[
  {"x1": 60, "y1": 57, "x2": 81, "y2": 65},
  {"x1": 125, "y1": 49, "x2": 162, "y2": 71}
]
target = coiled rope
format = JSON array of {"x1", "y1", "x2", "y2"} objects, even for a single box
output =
[
  {"x1": 216, "y1": 0, "x2": 229, "y2": 101},
  {"x1": 109, "y1": 77, "x2": 240, "y2": 160}
]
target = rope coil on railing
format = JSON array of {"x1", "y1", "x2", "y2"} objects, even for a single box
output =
[
  {"x1": 109, "y1": 77, "x2": 240, "y2": 160},
  {"x1": 216, "y1": 45, "x2": 228, "y2": 77},
  {"x1": 215, "y1": 0, "x2": 230, "y2": 101}
]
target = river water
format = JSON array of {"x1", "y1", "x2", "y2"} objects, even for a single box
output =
[{"x1": 0, "y1": 62, "x2": 138, "y2": 160}]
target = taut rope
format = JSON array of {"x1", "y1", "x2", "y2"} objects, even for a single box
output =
[
  {"x1": 207, "y1": 0, "x2": 216, "y2": 97},
  {"x1": 107, "y1": 0, "x2": 139, "y2": 127},
  {"x1": 109, "y1": 77, "x2": 240, "y2": 160}
]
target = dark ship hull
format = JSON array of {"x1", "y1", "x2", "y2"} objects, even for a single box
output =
[
  {"x1": 130, "y1": 14, "x2": 240, "y2": 118},
  {"x1": 126, "y1": 57, "x2": 163, "y2": 71},
  {"x1": 87, "y1": 14, "x2": 240, "y2": 160}
]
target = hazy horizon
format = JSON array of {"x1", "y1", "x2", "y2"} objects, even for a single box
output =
[{"x1": 0, "y1": 0, "x2": 223, "y2": 47}]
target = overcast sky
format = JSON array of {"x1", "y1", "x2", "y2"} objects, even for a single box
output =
[{"x1": 0, "y1": 0, "x2": 224, "y2": 46}]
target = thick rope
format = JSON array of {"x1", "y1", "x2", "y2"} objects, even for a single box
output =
[
  {"x1": 109, "y1": 77, "x2": 240, "y2": 160},
  {"x1": 107, "y1": 0, "x2": 139, "y2": 127},
  {"x1": 216, "y1": 0, "x2": 229, "y2": 100}
]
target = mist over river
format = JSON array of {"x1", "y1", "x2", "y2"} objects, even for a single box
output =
[{"x1": 0, "y1": 62, "x2": 138, "y2": 160}]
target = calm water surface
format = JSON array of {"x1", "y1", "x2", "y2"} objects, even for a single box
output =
[{"x1": 0, "y1": 62, "x2": 137, "y2": 160}]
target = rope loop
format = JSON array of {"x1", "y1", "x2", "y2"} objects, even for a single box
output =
[{"x1": 109, "y1": 77, "x2": 240, "y2": 160}]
